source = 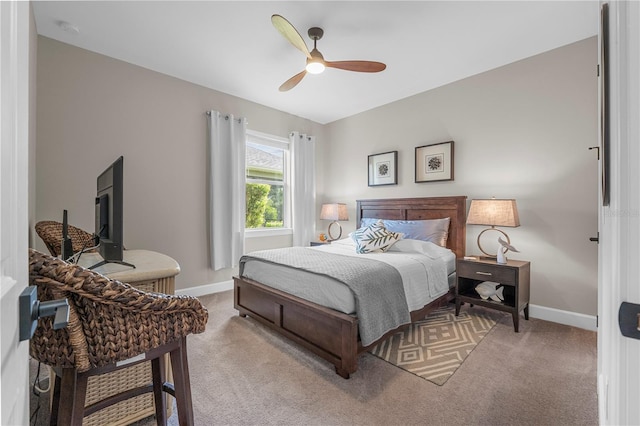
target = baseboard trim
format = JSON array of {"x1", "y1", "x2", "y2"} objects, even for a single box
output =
[
  {"x1": 176, "y1": 283, "x2": 597, "y2": 331},
  {"x1": 176, "y1": 280, "x2": 233, "y2": 297},
  {"x1": 529, "y1": 304, "x2": 597, "y2": 331}
]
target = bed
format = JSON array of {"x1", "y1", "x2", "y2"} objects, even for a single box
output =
[{"x1": 233, "y1": 196, "x2": 467, "y2": 378}]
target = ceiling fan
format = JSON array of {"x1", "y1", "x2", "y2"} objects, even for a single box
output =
[{"x1": 271, "y1": 14, "x2": 386, "y2": 92}]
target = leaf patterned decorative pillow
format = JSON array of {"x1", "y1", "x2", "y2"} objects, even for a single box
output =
[{"x1": 351, "y1": 220, "x2": 403, "y2": 254}]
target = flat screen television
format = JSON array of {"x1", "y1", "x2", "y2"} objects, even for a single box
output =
[
  {"x1": 61, "y1": 209, "x2": 73, "y2": 261},
  {"x1": 89, "y1": 156, "x2": 134, "y2": 269}
]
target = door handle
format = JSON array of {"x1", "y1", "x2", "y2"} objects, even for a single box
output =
[
  {"x1": 19, "y1": 286, "x2": 69, "y2": 341},
  {"x1": 589, "y1": 232, "x2": 599, "y2": 243},
  {"x1": 619, "y1": 302, "x2": 640, "y2": 339}
]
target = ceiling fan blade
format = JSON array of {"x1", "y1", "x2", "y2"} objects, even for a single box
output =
[
  {"x1": 325, "y1": 60, "x2": 387, "y2": 73},
  {"x1": 279, "y1": 70, "x2": 307, "y2": 92},
  {"x1": 271, "y1": 14, "x2": 311, "y2": 59}
]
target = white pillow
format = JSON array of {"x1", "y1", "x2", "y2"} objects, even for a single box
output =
[
  {"x1": 387, "y1": 238, "x2": 453, "y2": 259},
  {"x1": 329, "y1": 237, "x2": 355, "y2": 247},
  {"x1": 351, "y1": 220, "x2": 403, "y2": 254}
]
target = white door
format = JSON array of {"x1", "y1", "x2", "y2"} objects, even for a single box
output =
[
  {"x1": 0, "y1": 1, "x2": 30, "y2": 424},
  {"x1": 597, "y1": 1, "x2": 640, "y2": 424}
]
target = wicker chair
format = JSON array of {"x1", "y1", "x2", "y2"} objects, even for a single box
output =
[
  {"x1": 28, "y1": 248, "x2": 208, "y2": 425},
  {"x1": 35, "y1": 220, "x2": 97, "y2": 257}
]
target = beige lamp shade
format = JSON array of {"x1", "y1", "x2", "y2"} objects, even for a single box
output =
[
  {"x1": 320, "y1": 203, "x2": 349, "y2": 221},
  {"x1": 466, "y1": 199, "x2": 520, "y2": 227}
]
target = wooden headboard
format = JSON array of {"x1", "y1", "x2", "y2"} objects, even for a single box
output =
[{"x1": 356, "y1": 196, "x2": 467, "y2": 259}]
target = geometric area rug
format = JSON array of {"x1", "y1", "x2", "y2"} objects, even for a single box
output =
[{"x1": 369, "y1": 305, "x2": 498, "y2": 386}]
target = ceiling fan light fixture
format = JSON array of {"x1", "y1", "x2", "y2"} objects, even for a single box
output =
[
  {"x1": 272, "y1": 15, "x2": 386, "y2": 91},
  {"x1": 305, "y1": 60, "x2": 325, "y2": 74}
]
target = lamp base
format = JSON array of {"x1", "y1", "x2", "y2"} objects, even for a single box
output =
[
  {"x1": 477, "y1": 227, "x2": 511, "y2": 258},
  {"x1": 327, "y1": 221, "x2": 343, "y2": 241}
]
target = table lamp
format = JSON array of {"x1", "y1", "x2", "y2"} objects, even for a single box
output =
[
  {"x1": 320, "y1": 203, "x2": 349, "y2": 241},
  {"x1": 466, "y1": 198, "x2": 520, "y2": 258}
]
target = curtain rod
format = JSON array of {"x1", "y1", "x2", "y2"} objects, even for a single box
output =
[{"x1": 205, "y1": 111, "x2": 247, "y2": 124}]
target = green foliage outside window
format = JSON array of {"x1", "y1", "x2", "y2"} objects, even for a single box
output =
[
  {"x1": 265, "y1": 185, "x2": 283, "y2": 227},
  {"x1": 246, "y1": 183, "x2": 270, "y2": 228},
  {"x1": 246, "y1": 183, "x2": 284, "y2": 228}
]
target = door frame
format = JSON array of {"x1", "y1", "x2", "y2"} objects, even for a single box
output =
[{"x1": 0, "y1": 1, "x2": 31, "y2": 425}]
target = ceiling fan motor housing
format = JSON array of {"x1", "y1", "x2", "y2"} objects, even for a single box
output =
[{"x1": 308, "y1": 27, "x2": 324, "y2": 40}]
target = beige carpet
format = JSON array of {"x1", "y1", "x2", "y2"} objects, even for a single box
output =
[
  {"x1": 31, "y1": 290, "x2": 599, "y2": 426},
  {"x1": 369, "y1": 306, "x2": 499, "y2": 385}
]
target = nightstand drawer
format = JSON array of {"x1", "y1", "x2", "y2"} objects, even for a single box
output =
[{"x1": 457, "y1": 261, "x2": 516, "y2": 284}]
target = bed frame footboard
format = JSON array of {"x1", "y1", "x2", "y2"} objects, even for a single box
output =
[
  {"x1": 234, "y1": 276, "x2": 455, "y2": 378},
  {"x1": 234, "y1": 276, "x2": 359, "y2": 378}
]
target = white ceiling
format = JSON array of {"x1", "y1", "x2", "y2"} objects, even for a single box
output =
[{"x1": 32, "y1": 1, "x2": 598, "y2": 124}]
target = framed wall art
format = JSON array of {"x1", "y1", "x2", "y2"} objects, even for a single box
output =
[
  {"x1": 415, "y1": 141, "x2": 454, "y2": 183},
  {"x1": 368, "y1": 151, "x2": 397, "y2": 186}
]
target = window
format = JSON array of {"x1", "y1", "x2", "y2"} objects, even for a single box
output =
[{"x1": 245, "y1": 130, "x2": 290, "y2": 235}]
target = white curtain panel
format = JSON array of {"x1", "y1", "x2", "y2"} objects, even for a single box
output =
[
  {"x1": 290, "y1": 132, "x2": 316, "y2": 246},
  {"x1": 207, "y1": 111, "x2": 247, "y2": 270}
]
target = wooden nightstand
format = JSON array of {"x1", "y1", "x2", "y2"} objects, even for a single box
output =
[
  {"x1": 310, "y1": 241, "x2": 330, "y2": 246},
  {"x1": 455, "y1": 258, "x2": 530, "y2": 332}
]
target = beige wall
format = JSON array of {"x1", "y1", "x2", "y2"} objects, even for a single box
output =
[
  {"x1": 35, "y1": 36, "x2": 324, "y2": 290},
  {"x1": 35, "y1": 35, "x2": 598, "y2": 316},
  {"x1": 322, "y1": 37, "x2": 598, "y2": 316}
]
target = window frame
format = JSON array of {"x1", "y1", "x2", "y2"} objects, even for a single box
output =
[{"x1": 245, "y1": 130, "x2": 292, "y2": 238}]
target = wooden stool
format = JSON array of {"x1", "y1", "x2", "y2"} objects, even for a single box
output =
[{"x1": 49, "y1": 338, "x2": 193, "y2": 425}]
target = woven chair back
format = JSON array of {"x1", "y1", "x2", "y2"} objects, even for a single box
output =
[
  {"x1": 29, "y1": 249, "x2": 208, "y2": 373},
  {"x1": 35, "y1": 220, "x2": 96, "y2": 257}
]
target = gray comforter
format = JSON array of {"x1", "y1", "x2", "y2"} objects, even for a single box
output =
[{"x1": 239, "y1": 247, "x2": 410, "y2": 346}]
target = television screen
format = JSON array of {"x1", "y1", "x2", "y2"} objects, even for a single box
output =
[{"x1": 90, "y1": 156, "x2": 134, "y2": 269}]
